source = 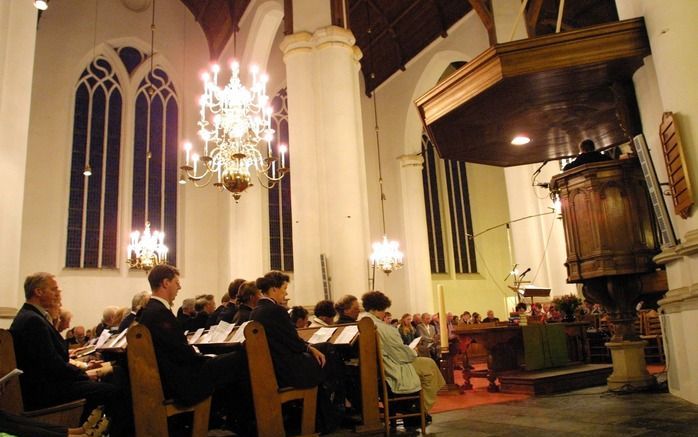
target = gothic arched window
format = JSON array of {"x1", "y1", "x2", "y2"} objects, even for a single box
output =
[
  {"x1": 66, "y1": 57, "x2": 123, "y2": 268},
  {"x1": 132, "y1": 68, "x2": 179, "y2": 266},
  {"x1": 421, "y1": 132, "x2": 477, "y2": 274},
  {"x1": 268, "y1": 88, "x2": 293, "y2": 271}
]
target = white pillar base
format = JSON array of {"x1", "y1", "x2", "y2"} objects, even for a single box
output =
[{"x1": 605, "y1": 340, "x2": 655, "y2": 390}]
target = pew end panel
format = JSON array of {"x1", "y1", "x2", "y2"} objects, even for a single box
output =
[
  {"x1": 0, "y1": 329, "x2": 85, "y2": 427},
  {"x1": 244, "y1": 321, "x2": 318, "y2": 437},
  {"x1": 126, "y1": 324, "x2": 211, "y2": 437}
]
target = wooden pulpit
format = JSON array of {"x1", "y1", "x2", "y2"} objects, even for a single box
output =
[{"x1": 550, "y1": 158, "x2": 661, "y2": 340}]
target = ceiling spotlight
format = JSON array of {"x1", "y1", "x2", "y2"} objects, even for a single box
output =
[
  {"x1": 511, "y1": 135, "x2": 531, "y2": 145},
  {"x1": 33, "y1": 0, "x2": 48, "y2": 11},
  {"x1": 83, "y1": 164, "x2": 92, "y2": 177}
]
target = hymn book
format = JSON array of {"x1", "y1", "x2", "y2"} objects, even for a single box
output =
[
  {"x1": 308, "y1": 327, "x2": 337, "y2": 344},
  {"x1": 333, "y1": 325, "x2": 359, "y2": 345}
]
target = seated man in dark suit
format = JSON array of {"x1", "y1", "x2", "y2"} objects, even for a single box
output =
[
  {"x1": 563, "y1": 139, "x2": 612, "y2": 171},
  {"x1": 251, "y1": 271, "x2": 344, "y2": 433},
  {"x1": 137, "y1": 265, "x2": 249, "y2": 416},
  {"x1": 10, "y1": 272, "x2": 118, "y2": 420}
]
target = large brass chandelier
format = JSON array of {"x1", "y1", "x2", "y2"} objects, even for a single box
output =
[{"x1": 180, "y1": 60, "x2": 287, "y2": 201}]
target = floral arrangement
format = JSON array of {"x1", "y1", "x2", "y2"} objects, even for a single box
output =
[{"x1": 552, "y1": 294, "x2": 583, "y2": 321}]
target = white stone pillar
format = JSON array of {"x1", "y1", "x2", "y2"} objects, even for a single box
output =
[
  {"x1": 398, "y1": 154, "x2": 434, "y2": 313},
  {"x1": 616, "y1": 0, "x2": 698, "y2": 405},
  {"x1": 281, "y1": 26, "x2": 370, "y2": 305},
  {"x1": 0, "y1": 1, "x2": 37, "y2": 322}
]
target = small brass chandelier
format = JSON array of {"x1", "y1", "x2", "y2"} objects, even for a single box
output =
[
  {"x1": 127, "y1": 222, "x2": 168, "y2": 271},
  {"x1": 180, "y1": 29, "x2": 287, "y2": 201},
  {"x1": 126, "y1": 0, "x2": 168, "y2": 272},
  {"x1": 368, "y1": 89, "x2": 404, "y2": 275}
]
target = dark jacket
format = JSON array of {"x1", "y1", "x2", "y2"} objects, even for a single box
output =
[
  {"x1": 137, "y1": 299, "x2": 207, "y2": 402},
  {"x1": 10, "y1": 304, "x2": 87, "y2": 405},
  {"x1": 216, "y1": 304, "x2": 238, "y2": 324},
  {"x1": 250, "y1": 298, "x2": 322, "y2": 388},
  {"x1": 117, "y1": 312, "x2": 136, "y2": 333},
  {"x1": 563, "y1": 151, "x2": 612, "y2": 171},
  {"x1": 336, "y1": 315, "x2": 355, "y2": 324},
  {"x1": 232, "y1": 304, "x2": 253, "y2": 324}
]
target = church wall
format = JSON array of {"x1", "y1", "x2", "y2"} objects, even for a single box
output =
[
  {"x1": 361, "y1": 10, "x2": 512, "y2": 318},
  {"x1": 18, "y1": 0, "x2": 223, "y2": 329},
  {"x1": 0, "y1": 1, "x2": 37, "y2": 328},
  {"x1": 616, "y1": 0, "x2": 698, "y2": 404},
  {"x1": 505, "y1": 163, "x2": 578, "y2": 303}
]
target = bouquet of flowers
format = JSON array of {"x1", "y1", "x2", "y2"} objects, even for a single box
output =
[{"x1": 552, "y1": 294, "x2": 583, "y2": 321}]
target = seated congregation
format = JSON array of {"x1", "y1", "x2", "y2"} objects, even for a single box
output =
[{"x1": 3, "y1": 267, "x2": 448, "y2": 436}]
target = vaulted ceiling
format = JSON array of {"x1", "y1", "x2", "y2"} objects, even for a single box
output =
[
  {"x1": 179, "y1": 0, "x2": 627, "y2": 167},
  {"x1": 180, "y1": 1, "x2": 618, "y2": 96}
]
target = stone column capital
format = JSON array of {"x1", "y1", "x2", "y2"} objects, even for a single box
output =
[
  {"x1": 281, "y1": 26, "x2": 361, "y2": 62},
  {"x1": 398, "y1": 153, "x2": 424, "y2": 169}
]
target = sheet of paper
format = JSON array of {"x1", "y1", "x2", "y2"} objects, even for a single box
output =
[
  {"x1": 308, "y1": 327, "x2": 337, "y2": 344},
  {"x1": 408, "y1": 336, "x2": 422, "y2": 350},
  {"x1": 106, "y1": 329, "x2": 128, "y2": 348},
  {"x1": 333, "y1": 325, "x2": 359, "y2": 345},
  {"x1": 209, "y1": 321, "x2": 235, "y2": 343},
  {"x1": 0, "y1": 368, "x2": 23, "y2": 386},
  {"x1": 229, "y1": 321, "x2": 251, "y2": 344},
  {"x1": 114, "y1": 335, "x2": 128, "y2": 349},
  {"x1": 197, "y1": 332, "x2": 211, "y2": 344},
  {"x1": 95, "y1": 330, "x2": 113, "y2": 349},
  {"x1": 188, "y1": 328, "x2": 205, "y2": 345}
]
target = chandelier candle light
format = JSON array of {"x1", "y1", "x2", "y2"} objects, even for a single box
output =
[
  {"x1": 127, "y1": 0, "x2": 168, "y2": 273},
  {"x1": 180, "y1": 60, "x2": 287, "y2": 201},
  {"x1": 368, "y1": 90, "x2": 404, "y2": 275},
  {"x1": 127, "y1": 222, "x2": 168, "y2": 271}
]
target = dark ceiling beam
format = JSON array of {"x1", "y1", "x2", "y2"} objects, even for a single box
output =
[
  {"x1": 284, "y1": 0, "x2": 293, "y2": 34},
  {"x1": 195, "y1": 0, "x2": 211, "y2": 22},
  {"x1": 430, "y1": 0, "x2": 449, "y2": 38},
  {"x1": 364, "y1": 0, "x2": 407, "y2": 72},
  {"x1": 468, "y1": 0, "x2": 497, "y2": 46},
  {"x1": 525, "y1": 0, "x2": 544, "y2": 37},
  {"x1": 361, "y1": 0, "x2": 422, "y2": 50},
  {"x1": 226, "y1": 0, "x2": 239, "y2": 32}
]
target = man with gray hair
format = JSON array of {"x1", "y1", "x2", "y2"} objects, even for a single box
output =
[
  {"x1": 117, "y1": 290, "x2": 151, "y2": 333},
  {"x1": 10, "y1": 272, "x2": 117, "y2": 420}
]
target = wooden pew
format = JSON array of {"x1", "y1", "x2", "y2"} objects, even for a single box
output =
[
  {"x1": 126, "y1": 324, "x2": 211, "y2": 437},
  {"x1": 0, "y1": 329, "x2": 85, "y2": 427},
  {"x1": 244, "y1": 321, "x2": 318, "y2": 437},
  {"x1": 113, "y1": 319, "x2": 385, "y2": 435}
]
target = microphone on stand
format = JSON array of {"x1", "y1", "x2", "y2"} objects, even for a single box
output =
[{"x1": 519, "y1": 267, "x2": 531, "y2": 278}]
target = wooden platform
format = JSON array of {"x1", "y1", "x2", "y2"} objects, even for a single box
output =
[{"x1": 498, "y1": 364, "x2": 613, "y2": 395}]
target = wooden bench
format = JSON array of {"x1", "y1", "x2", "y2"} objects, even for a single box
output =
[
  {"x1": 126, "y1": 324, "x2": 211, "y2": 437},
  {"x1": 244, "y1": 321, "x2": 317, "y2": 437},
  {"x1": 0, "y1": 329, "x2": 85, "y2": 428},
  {"x1": 115, "y1": 319, "x2": 385, "y2": 435}
]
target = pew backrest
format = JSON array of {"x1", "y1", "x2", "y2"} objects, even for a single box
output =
[{"x1": 0, "y1": 329, "x2": 25, "y2": 414}]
